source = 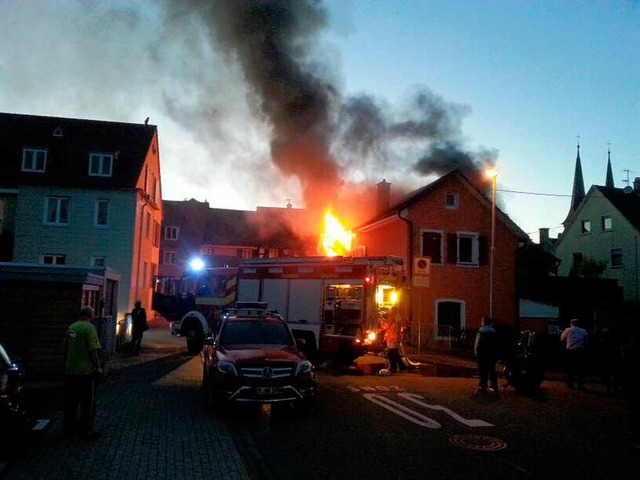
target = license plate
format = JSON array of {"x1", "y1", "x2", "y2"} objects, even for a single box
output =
[{"x1": 256, "y1": 387, "x2": 282, "y2": 395}]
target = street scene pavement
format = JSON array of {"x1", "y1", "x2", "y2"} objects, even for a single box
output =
[
  {"x1": 3, "y1": 319, "x2": 639, "y2": 480},
  {"x1": 2, "y1": 320, "x2": 252, "y2": 480}
]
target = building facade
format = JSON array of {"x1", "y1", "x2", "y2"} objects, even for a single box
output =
[
  {"x1": 158, "y1": 199, "x2": 313, "y2": 277},
  {"x1": 0, "y1": 112, "x2": 162, "y2": 320},
  {"x1": 356, "y1": 170, "x2": 529, "y2": 348}
]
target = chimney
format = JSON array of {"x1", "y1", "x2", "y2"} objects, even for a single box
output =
[
  {"x1": 539, "y1": 228, "x2": 549, "y2": 245},
  {"x1": 377, "y1": 179, "x2": 391, "y2": 214},
  {"x1": 634, "y1": 177, "x2": 640, "y2": 192}
]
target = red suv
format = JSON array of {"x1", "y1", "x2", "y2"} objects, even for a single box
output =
[{"x1": 201, "y1": 309, "x2": 316, "y2": 410}]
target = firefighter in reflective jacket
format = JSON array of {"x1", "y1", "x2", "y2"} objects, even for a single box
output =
[{"x1": 383, "y1": 306, "x2": 406, "y2": 373}]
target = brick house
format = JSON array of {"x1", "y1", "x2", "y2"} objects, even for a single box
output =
[
  {"x1": 0, "y1": 112, "x2": 162, "y2": 320},
  {"x1": 158, "y1": 199, "x2": 313, "y2": 277},
  {"x1": 355, "y1": 170, "x2": 529, "y2": 349}
]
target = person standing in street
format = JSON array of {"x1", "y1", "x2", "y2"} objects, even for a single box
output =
[
  {"x1": 130, "y1": 300, "x2": 148, "y2": 355},
  {"x1": 382, "y1": 306, "x2": 406, "y2": 374},
  {"x1": 475, "y1": 315, "x2": 499, "y2": 393},
  {"x1": 560, "y1": 318, "x2": 588, "y2": 390},
  {"x1": 64, "y1": 305, "x2": 102, "y2": 439}
]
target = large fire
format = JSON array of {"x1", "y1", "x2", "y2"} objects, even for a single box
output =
[{"x1": 319, "y1": 211, "x2": 354, "y2": 257}]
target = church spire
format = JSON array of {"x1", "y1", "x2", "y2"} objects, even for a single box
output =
[
  {"x1": 563, "y1": 139, "x2": 585, "y2": 227},
  {"x1": 605, "y1": 145, "x2": 614, "y2": 188}
]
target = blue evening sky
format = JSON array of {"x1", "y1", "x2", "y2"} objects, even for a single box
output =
[{"x1": 326, "y1": 0, "x2": 639, "y2": 240}]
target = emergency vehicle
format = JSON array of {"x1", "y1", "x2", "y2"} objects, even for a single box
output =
[
  {"x1": 235, "y1": 256, "x2": 406, "y2": 364},
  {"x1": 152, "y1": 265, "x2": 238, "y2": 353}
]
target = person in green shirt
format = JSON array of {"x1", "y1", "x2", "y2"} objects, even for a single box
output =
[{"x1": 64, "y1": 305, "x2": 102, "y2": 439}]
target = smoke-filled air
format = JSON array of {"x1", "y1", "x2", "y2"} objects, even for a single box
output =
[{"x1": 0, "y1": 0, "x2": 497, "y2": 232}]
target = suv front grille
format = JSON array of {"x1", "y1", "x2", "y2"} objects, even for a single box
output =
[{"x1": 241, "y1": 366, "x2": 293, "y2": 379}]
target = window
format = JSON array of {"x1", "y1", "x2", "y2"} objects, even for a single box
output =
[
  {"x1": 436, "y1": 299, "x2": 465, "y2": 340},
  {"x1": 148, "y1": 173, "x2": 158, "y2": 203},
  {"x1": 445, "y1": 193, "x2": 459, "y2": 209},
  {"x1": 91, "y1": 256, "x2": 106, "y2": 267},
  {"x1": 163, "y1": 250, "x2": 176, "y2": 264},
  {"x1": 144, "y1": 211, "x2": 151, "y2": 238},
  {"x1": 44, "y1": 196, "x2": 70, "y2": 225},
  {"x1": 570, "y1": 252, "x2": 584, "y2": 276},
  {"x1": 22, "y1": 148, "x2": 47, "y2": 172},
  {"x1": 151, "y1": 263, "x2": 157, "y2": 287},
  {"x1": 153, "y1": 221, "x2": 160, "y2": 247},
  {"x1": 601, "y1": 215, "x2": 612, "y2": 232},
  {"x1": 241, "y1": 249, "x2": 253, "y2": 259},
  {"x1": 581, "y1": 220, "x2": 591, "y2": 234},
  {"x1": 611, "y1": 248, "x2": 623, "y2": 268},
  {"x1": 41, "y1": 254, "x2": 66, "y2": 265},
  {"x1": 269, "y1": 248, "x2": 279, "y2": 258},
  {"x1": 141, "y1": 262, "x2": 148, "y2": 287},
  {"x1": 421, "y1": 230, "x2": 443, "y2": 264},
  {"x1": 202, "y1": 247, "x2": 215, "y2": 256},
  {"x1": 88, "y1": 153, "x2": 113, "y2": 177},
  {"x1": 165, "y1": 226, "x2": 179, "y2": 240},
  {"x1": 94, "y1": 199, "x2": 109, "y2": 227},
  {"x1": 457, "y1": 233, "x2": 479, "y2": 265},
  {"x1": 447, "y1": 233, "x2": 487, "y2": 266}
]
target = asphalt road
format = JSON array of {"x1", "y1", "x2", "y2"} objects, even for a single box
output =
[{"x1": 4, "y1": 323, "x2": 640, "y2": 480}]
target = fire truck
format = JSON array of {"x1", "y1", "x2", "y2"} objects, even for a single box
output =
[
  {"x1": 152, "y1": 266, "x2": 238, "y2": 353},
  {"x1": 235, "y1": 256, "x2": 406, "y2": 364}
]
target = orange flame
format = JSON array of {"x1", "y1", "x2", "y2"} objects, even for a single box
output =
[{"x1": 319, "y1": 211, "x2": 354, "y2": 257}]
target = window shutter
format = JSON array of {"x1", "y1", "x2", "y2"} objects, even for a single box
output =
[
  {"x1": 479, "y1": 235, "x2": 488, "y2": 265},
  {"x1": 447, "y1": 233, "x2": 457, "y2": 264}
]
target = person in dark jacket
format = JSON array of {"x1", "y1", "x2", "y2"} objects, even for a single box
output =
[
  {"x1": 130, "y1": 300, "x2": 148, "y2": 355},
  {"x1": 475, "y1": 316, "x2": 499, "y2": 393}
]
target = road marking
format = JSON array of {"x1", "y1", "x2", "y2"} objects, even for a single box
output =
[
  {"x1": 360, "y1": 392, "x2": 493, "y2": 429},
  {"x1": 363, "y1": 393, "x2": 441, "y2": 428},
  {"x1": 399, "y1": 393, "x2": 493, "y2": 427},
  {"x1": 32, "y1": 419, "x2": 50, "y2": 431},
  {"x1": 346, "y1": 385, "x2": 405, "y2": 393}
]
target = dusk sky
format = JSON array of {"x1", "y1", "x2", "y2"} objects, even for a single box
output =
[{"x1": 1, "y1": 0, "x2": 638, "y2": 242}]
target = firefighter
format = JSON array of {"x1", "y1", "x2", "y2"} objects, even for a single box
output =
[{"x1": 382, "y1": 306, "x2": 406, "y2": 373}]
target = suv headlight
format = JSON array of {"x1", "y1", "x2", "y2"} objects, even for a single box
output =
[
  {"x1": 296, "y1": 360, "x2": 313, "y2": 376},
  {"x1": 216, "y1": 361, "x2": 238, "y2": 377}
]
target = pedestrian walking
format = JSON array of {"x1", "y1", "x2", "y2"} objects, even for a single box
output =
[
  {"x1": 560, "y1": 318, "x2": 588, "y2": 390},
  {"x1": 130, "y1": 300, "x2": 148, "y2": 355},
  {"x1": 63, "y1": 305, "x2": 102, "y2": 439},
  {"x1": 620, "y1": 331, "x2": 640, "y2": 451},
  {"x1": 474, "y1": 315, "x2": 499, "y2": 393},
  {"x1": 382, "y1": 306, "x2": 406, "y2": 373}
]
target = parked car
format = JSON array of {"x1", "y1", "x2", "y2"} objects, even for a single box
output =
[
  {"x1": 0, "y1": 343, "x2": 33, "y2": 455},
  {"x1": 201, "y1": 308, "x2": 317, "y2": 411}
]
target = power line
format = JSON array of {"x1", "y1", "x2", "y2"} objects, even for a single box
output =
[{"x1": 498, "y1": 188, "x2": 570, "y2": 197}]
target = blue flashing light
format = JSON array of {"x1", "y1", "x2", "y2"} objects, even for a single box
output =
[{"x1": 189, "y1": 257, "x2": 206, "y2": 271}]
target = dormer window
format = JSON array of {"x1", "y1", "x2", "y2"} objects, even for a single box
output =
[
  {"x1": 22, "y1": 148, "x2": 47, "y2": 172},
  {"x1": 89, "y1": 153, "x2": 113, "y2": 177}
]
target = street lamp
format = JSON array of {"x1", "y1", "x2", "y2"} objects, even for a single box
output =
[{"x1": 485, "y1": 167, "x2": 498, "y2": 319}]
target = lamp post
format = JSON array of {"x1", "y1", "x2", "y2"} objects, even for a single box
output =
[{"x1": 485, "y1": 167, "x2": 498, "y2": 319}]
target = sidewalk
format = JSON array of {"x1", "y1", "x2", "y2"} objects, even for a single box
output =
[{"x1": 3, "y1": 322, "x2": 253, "y2": 480}]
